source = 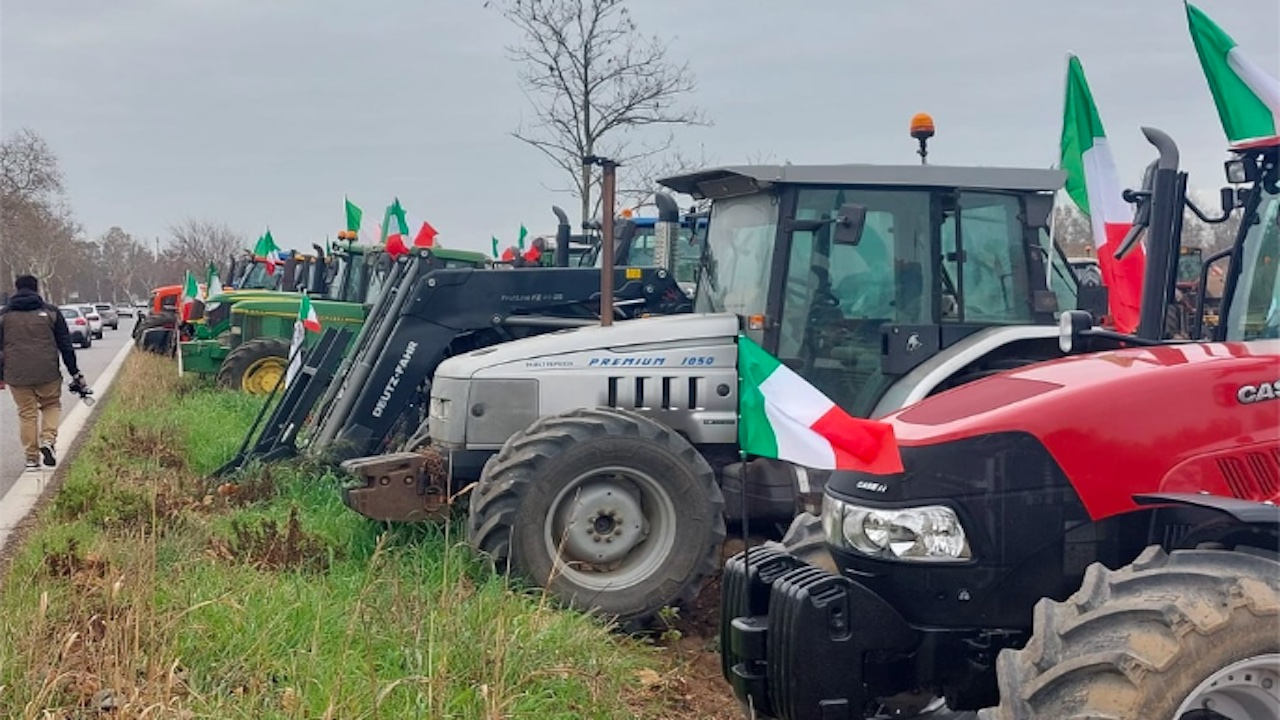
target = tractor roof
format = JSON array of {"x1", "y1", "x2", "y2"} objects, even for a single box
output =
[{"x1": 659, "y1": 164, "x2": 1066, "y2": 200}]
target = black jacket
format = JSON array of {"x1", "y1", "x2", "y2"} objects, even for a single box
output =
[{"x1": 0, "y1": 289, "x2": 80, "y2": 385}]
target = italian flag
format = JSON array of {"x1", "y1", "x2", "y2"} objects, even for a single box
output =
[
  {"x1": 383, "y1": 198, "x2": 410, "y2": 258},
  {"x1": 286, "y1": 293, "x2": 321, "y2": 388},
  {"x1": 253, "y1": 231, "x2": 282, "y2": 275},
  {"x1": 180, "y1": 269, "x2": 199, "y2": 322},
  {"x1": 738, "y1": 335, "x2": 903, "y2": 474},
  {"x1": 1187, "y1": 3, "x2": 1280, "y2": 144},
  {"x1": 206, "y1": 261, "x2": 223, "y2": 298},
  {"x1": 1060, "y1": 55, "x2": 1144, "y2": 334},
  {"x1": 297, "y1": 293, "x2": 321, "y2": 333}
]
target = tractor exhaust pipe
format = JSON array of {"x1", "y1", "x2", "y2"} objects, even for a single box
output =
[
  {"x1": 1126, "y1": 126, "x2": 1185, "y2": 341},
  {"x1": 552, "y1": 205, "x2": 570, "y2": 267},
  {"x1": 585, "y1": 155, "x2": 619, "y2": 326},
  {"x1": 654, "y1": 192, "x2": 680, "y2": 276}
]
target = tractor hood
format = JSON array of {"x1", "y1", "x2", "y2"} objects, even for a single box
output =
[
  {"x1": 875, "y1": 340, "x2": 1280, "y2": 519},
  {"x1": 434, "y1": 312, "x2": 740, "y2": 380},
  {"x1": 887, "y1": 341, "x2": 1280, "y2": 441}
]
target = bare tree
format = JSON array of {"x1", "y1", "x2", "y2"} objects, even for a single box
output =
[
  {"x1": 0, "y1": 128, "x2": 71, "y2": 289},
  {"x1": 494, "y1": 0, "x2": 707, "y2": 225},
  {"x1": 166, "y1": 218, "x2": 246, "y2": 278},
  {"x1": 99, "y1": 226, "x2": 154, "y2": 301}
]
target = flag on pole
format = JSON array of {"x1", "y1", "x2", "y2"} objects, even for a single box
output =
[
  {"x1": 345, "y1": 197, "x2": 363, "y2": 233},
  {"x1": 180, "y1": 270, "x2": 199, "y2": 322},
  {"x1": 1186, "y1": 3, "x2": 1280, "y2": 144},
  {"x1": 1060, "y1": 54, "x2": 1144, "y2": 334},
  {"x1": 413, "y1": 220, "x2": 438, "y2": 248},
  {"x1": 286, "y1": 293, "x2": 322, "y2": 388},
  {"x1": 383, "y1": 198, "x2": 410, "y2": 258},
  {"x1": 253, "y1": 231, "x2": 282, "y2": 275},
  {"x1": 206, "y1": 261, "x2": 224, "y2": 298},
  {"x1": 738, "y1": 335, "x2": 903, "y2": 474},
  {"x1": 517, "y1": 224, "x2": 528, "y2": 250}
]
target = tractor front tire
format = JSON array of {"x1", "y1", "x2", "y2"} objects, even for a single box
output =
[
  {"x1": 980, "y1": 546, "x2": 1280, "y2": 719},
  {"x1": 216, "y1": 338, "x2": 291, "y2": 395},
  {"x1": 134, "y1": 313, "x2": 174, "y2": 353},
  {"x1": 467, "y1": 407, "x2": 725, "y2": 630}
]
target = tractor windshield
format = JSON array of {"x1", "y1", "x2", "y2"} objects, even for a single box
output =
[
  {"x1": 1224, "y1": 186, "x2": 1280, "y2": 340},
  {"x1": 622, "y1": 223, "x2": 704, "y2": 285},
  {"x1": 694, "y1": 194, "x2": 779, "y2": 316},
  {"x1": 240, "y1": 261, "x2": 279, "y2": 290}
]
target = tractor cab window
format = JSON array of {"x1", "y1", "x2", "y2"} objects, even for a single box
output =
[
  {"x1": 1038, "y1": 227, "x2": 1081, "y2": 317},
  {"x1": 777, "y1": 188, "x2": 932, "y2": 415},
  {"x1": 618, "y1": 222, "x2": 703, "y2": 285},
  {"x1": 695, "y1": 193, "x2": 779, "y2": 317},
  {"x1": 240, "y1": 261, "x2": 278, "y2": 290},
  {"x1": 940, "y1": 193, "x2": 1034, "y2": 323},
  {"x1": 1225, "y1": 187, "x2": 1280, "y2": 341},
  {"x1": 363, "y1": 252, "x2": 394, "y2": 303}
]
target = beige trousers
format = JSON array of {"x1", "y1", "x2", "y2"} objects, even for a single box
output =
[{"x1": 10, "y1": 379, "x2": 62, "y2": 462}]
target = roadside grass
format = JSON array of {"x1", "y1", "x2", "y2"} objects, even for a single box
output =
[{"x1": 0, "y1": 352, "x2": 721, "y2": 719}]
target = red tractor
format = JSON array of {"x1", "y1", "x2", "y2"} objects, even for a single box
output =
[{"x1": 720, "y1": 129, "x2": 1279, "y2": 719}]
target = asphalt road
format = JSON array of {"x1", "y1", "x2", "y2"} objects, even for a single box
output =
[{"x1": 0, "y1": 316, "x2": 135, "y2": 499}]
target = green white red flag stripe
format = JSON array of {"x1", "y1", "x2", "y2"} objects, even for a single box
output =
[
  {"x1": 738, "y1": 335, "x2": 903, "y2": 474},
  {"x1": 286, "y1": 293, "x2": 321, "y2": 388},
  {"x1": 1186, "y1": 4, "x2": 1280, "y2": 144},
  {"x1": 1060, "y1": 55, "x2": 1145, "y2": 334},
  {"x1": 180, "y1": 270, "x2": 199, "y2": 322},
  {"x1": 298, "y1": 293, "x2": 321, "y2": 333}
]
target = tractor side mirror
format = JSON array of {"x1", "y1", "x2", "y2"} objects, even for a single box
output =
[
  {"x1": 1058, "y1": 309, "x2": 1094, "y2": 354},
  {"x1": 832, "y1": 203, "x2": 868, "y2": 245}
]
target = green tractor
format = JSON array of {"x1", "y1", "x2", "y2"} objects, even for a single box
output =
[{"x1": 214, "y1": 243, "x2": 490, "y2": 394}]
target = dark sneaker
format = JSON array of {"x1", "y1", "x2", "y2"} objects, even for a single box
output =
[
  {"x1": 25, "y1": 460, "x2": 39, "y2": 471},
  {"x1": 39, "y1": 443, "x2": 56, "y2": 467}
]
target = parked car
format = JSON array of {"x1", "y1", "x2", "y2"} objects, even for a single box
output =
[
  {"x1": 93, "y1": 303, "x2": 120, "y2": 329},
  {"x1": 58, "y1": 306, "x2": 93, "y2": 348},
  {"x1": 77, "y1": 304, "x2": 104, "y2": 339},
  {"x1": 116, "y1": 304, "x2": 135, "y2": 318}
]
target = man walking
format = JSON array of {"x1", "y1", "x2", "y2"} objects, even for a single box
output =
[{"x1": 0, "y1": 275, "x2": 83, "y2": 470}]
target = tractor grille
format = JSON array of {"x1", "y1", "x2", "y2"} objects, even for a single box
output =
[
  {"x1": 1216, "y1": 448, "x2": 1280, "y2": 500},
  {"x1": 607, "y1": 375, "x2": 708, "y2": 411}
]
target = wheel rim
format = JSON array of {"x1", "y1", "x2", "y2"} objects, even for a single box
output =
[
  {"x1": 544, "y1": 465, "x2": 678, "y2": 592},
  {"x1": 1175, "y1": 653, "x2": 1280, "y2": 720},
  {"x1": 241, "y1": 356, "x2": 285, "y2": 395}
]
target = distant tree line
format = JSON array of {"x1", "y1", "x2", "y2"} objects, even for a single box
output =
[{"x1": 0, "y1": 128, "x2": 247, "y2": 305}]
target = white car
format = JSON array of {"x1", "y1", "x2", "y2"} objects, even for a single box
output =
[
  {"x1": 76, "y1": 304, "x2": 104, "y2": 339},
  {"x1": 57, "y1": 306, "x2": 94, "y2": 348},
  {"x1": 116, "y1": 305, "x2": 135, "y2": 318}
]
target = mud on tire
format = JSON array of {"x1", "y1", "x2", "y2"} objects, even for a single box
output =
[
  {"x1": 467, "y1": 407, "x2": 726, "y2": 630},
  {"x1": 980, "y1": 545, "x2": 1280, "y2": 719}
]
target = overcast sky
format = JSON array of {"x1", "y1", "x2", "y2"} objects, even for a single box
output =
[{"x1": 3, "y1": 0, "x2": 1277, "y2": 256}]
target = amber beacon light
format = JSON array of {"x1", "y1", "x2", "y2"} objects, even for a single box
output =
[{"x1": 910, "y1": 112, "x2": 935, "y2": 165}]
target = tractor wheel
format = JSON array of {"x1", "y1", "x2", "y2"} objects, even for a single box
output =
[
  {"x1": 216, "y1": 338, "x2": 291, "y2": 395},
  {"x1": 467, "y1": 407, "x2": 726, "y2": 630},
  {"x1": 980, "y1": 545, "x2": 1280, "y2": 720}
]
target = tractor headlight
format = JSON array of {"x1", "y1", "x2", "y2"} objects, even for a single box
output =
[
  {"x1": 230, "y1": 325, "x2": 242, "y2": 336},
  {"x1": 430, "y1": 396, "x2": 451, "y2": 421},
  {"x1": 822, "y1": 495, "x2": 971, "y2": 562}
]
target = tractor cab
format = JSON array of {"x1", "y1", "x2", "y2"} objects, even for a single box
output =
[
  {"x1": 660, "y1": 163, "x2": 1100, "y2": 417},
  {"x1": 718, "y1": 132, "x2": 1280, "y2": 720}
]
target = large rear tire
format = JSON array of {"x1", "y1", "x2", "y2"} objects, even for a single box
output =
[
  {"x1": 215, "y1": 338, "x2": 290, "y2": 394},
  {"x1": 980, "y1": 546, "x2": 1280, "y2": 720},
  {"x1": 467, "y1": 407, "x2": 725, "y2": 630}
]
